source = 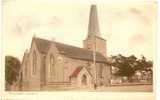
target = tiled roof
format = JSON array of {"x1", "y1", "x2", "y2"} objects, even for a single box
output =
[
  {"x1": 70, "y1": 66, "x2": 83, "y2": 77},
  {"x1": 34, "y1": 37, "x2": 51, "y2": 54},
  {"x1": 33, "y1": 37, "x2": 107, "y2": 63}
]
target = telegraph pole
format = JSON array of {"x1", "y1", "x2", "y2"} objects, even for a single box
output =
[{"x1": 93, "y1": 35, "x2": 97, "y2": 86}]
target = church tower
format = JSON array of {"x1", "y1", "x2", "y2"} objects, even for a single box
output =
[{"x1": 83, "y1": 5, "x2": 107, "y2": 57}]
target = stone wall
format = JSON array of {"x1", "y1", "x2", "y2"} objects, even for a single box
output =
[
  {"x1": 63, "y1": 56, "x2": 111, "y2": 86},
  {"x1": 22, "y1": 42, "x2": 42, "y2": 90},
  {"x1": 21, "y1": 41, "x2": 111, "y2": 90}
]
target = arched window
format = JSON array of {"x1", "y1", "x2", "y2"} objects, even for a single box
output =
[
  {"x1": 50, "y1": 55, "x2": 55, "y2": 76},
  {"x1": 32, "y1": 51, "x2": 37, "y2": 74}
]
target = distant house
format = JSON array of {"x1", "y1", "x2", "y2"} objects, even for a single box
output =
[{"x1": 132, "y1": 70, "x2": 153, "y2": 83}]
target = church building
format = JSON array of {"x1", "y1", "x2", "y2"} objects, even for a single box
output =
[{"x1": 20, "y1": 5, "x2": 111, "y2": 90}]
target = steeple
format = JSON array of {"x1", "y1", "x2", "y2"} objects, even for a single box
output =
[
  {"x1": 88, "y1": 5, "x2": 100, "y2": 37},
  {"x1": 83, "y1": 4, "x2": 107, "y2": 57}
]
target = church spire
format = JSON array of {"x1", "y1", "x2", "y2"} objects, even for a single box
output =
[
  {"x1": 88, "y1": 4, "x2": 100, "y2": 37},
  {"x1": 83, "y1": 4, "x2": 106, "y2": 57}
]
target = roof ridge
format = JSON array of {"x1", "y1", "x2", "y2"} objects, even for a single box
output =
[
  {"x1": 34, "y1": 37, "x2": 82, "y2": 49},
  {"x1": 54, "y1": 41, "x2": 97, "y2": 53},
  {"x1": 34, "y1": 37, "x2": 101, "y2": 54},
  {"x1": 34, "y1": 37, "x2": 51, "y2": 43},
  {"x1": 33, "y1": 37, "x2": 107, "y2": 63}
]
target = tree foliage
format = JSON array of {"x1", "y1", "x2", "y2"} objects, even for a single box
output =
[
  {"x1": 111, "y1": 54, "x2": 136, "y2": 78},
  {"x1": 110, "y1": 54, "x2": 153, "y2": 81},
  {"x1": 5, "y1": 56, "x2": 21, "y2": 85},
  {"x1": 135, "y1": 55, "x2": 153, "y2": 71}
]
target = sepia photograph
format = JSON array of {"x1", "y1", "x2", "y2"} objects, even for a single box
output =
[{"x1": 2, "y1": 0, "x2": 157, "y2": 99}]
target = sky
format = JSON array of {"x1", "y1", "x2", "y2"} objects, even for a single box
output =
[{"x1": 2, "y1": 0, "x2": 157, "y2": 61}]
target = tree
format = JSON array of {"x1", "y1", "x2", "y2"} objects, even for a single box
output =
[
  {"x1": 111, "y1": 54, "x2": 137, "y2": 82},
  {"x1": 5, "y1": 56, "x2": 21, "y2": 85},
  {"x1": 110, "y1": 54, "x2": 153, "y2": 82},
  {"x1": 134, "y1": 55, "x2": 153, "y2": 81},
  {"x1": 135, "y1": 55, "x2": 153, "y2": 71}
]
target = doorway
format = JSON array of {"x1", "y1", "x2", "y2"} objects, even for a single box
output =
[{"x1": 81, "y1": 74, "x2": 87, "y2": 85}]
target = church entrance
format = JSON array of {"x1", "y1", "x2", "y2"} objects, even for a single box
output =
[{"x1": 81, "y1": 74, "x2": 87, "y2": 85}]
